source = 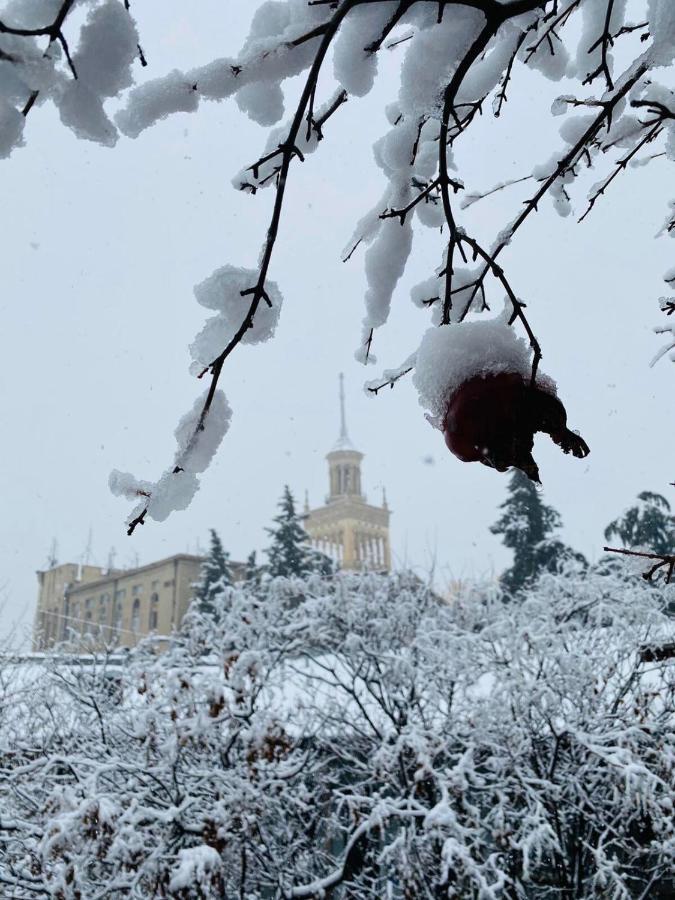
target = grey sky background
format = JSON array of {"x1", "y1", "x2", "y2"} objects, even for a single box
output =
[{"x1": 1, "y1": 1, "x2": 673, "y2": 646}]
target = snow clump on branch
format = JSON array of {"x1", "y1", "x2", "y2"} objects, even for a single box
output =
[
  {"x1": 413, "y1": 313, "x2": 540, "y2": 421},
  {"x1": 109, "y1": 389, "x2": 231, "y2": 527},
  {"x1": 189, "y1": 265, "x2": 283, "y2": 374}
]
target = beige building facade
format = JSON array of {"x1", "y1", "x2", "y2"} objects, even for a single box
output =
[
  {"x1": 33, "y1": 378, "x2": 392, "y2": 650},
  {"x1": 33, "y1": 554, "x2": 210, "y2": 651},
  {"x1": 304, "y1": 375, "x2": 391, "y2": 571}
]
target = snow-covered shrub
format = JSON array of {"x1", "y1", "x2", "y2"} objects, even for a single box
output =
[{"x1": 1, "y1": 568, "x2": 674, "y2": 897}]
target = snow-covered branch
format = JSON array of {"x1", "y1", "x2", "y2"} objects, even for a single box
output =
[{"x1": 1, "y1": 1, "x2": 674, "y2": 526}]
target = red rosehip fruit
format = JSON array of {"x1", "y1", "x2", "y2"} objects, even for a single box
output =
[{"x1": 442, "y1": 371, "x2": 589, "y2": 482}]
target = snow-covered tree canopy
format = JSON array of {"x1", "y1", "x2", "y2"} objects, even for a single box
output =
[
  {"x1": 1, "y1": 0, "x2": 674, "y2": 532},
  {"x1": 2, "y1": 569, "x2": 675, "y2": 896}
]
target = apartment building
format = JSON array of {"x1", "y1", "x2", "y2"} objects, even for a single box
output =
[{"x1": 33, "y1": 554, "x2": 226, "y2": 650}]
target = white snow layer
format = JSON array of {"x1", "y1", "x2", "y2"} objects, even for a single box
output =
[
  {"x1": 235, "y1": 80, "x2": 285, "y2": 126},
  {"x1": 56, "y1": 82, "x2": 118, "y2": 147},
  {"x1": 110, "y1": 390, "x2": 231, "y2": 524},
  {"x1": 117, "y1": 0, "x2": 330, "y2": 137},
  {"x1": 0, "y1": 0, "x2": 138, "y2": 150},
  {"x1": 648, "y1": 0, "x2": 675, "y2": 65},
  {"x1": 575, "y1": 0, "x2": 626, "y2": 83},
  {"x1": 174, "y1": 389, "x2": 232, "y2": 475},
  {"x1": 190, "y1": 265, "x2": 283, "y2": 372},
  {"x1": 231, "y1": 87, "x2": 347, "y2": 193},
  {"x1": 116, "y1": 71, "x2": 199, "y2": 138},
  {"x1": 413, "y1": 317, "x2": 539, "y2": 419},
  {"x1": 333, "y1": 4, "x2": 397, "y2": 97},
  {"x1": 73, "y1": 1, "x2": 138, "y2": 99},
  {"x1": 55, "y1": 0, "x2": 138, "y2": 146},
  {"x1": 0, "y1": 99, "x2": 25, "y2": 158},
  {"x1": 108, "y1": 470, "x2": 154, "y2": 504},
  {"x1": 169, "y1": 845, "x2": 222, "y2": 892},
  {"x1": 398, "y1": 9, "x2": 484, "y2": 119}
]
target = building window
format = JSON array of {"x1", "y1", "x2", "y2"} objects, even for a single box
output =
[
  {"x1": 132, "y1": 584, "x2": 142, "y2": 596},
  {"x1": 163, "y1": 580, "x2": 173, "y2": 588},
  {"x1": 131, "y1": 598, "x2": 141, "y2": 633},
  {"x1": 151, "y1": 580, "x2": 159, "y2": 589},
  {"x1": 149, "y1": 593, "x2": 159, "y2": 631},
  {"x1": 115, "y1": 588, "x2": 126, "y2": 601},
  {"x1": 85, "y1": 597, "x2": 93, "y2": 612}
]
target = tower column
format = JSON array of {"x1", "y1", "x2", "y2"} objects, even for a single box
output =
[{"x1": 343, "y1": 522, "x2": 356, "y2": 568}]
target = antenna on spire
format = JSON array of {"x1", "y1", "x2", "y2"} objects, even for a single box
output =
[
  {"x1": 46, "y1": 538, "x2": 58, "y2": 569},
  {"x1": 331, "y1": 374, "x2": 356, "y2": 452},
  {"x1": 83, "y1": 527, "x2": 93, "y2": 566}
]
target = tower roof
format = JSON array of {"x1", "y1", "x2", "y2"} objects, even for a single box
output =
[{"x1": 331, "y1": 373, "x2": 358, "y2": 452}]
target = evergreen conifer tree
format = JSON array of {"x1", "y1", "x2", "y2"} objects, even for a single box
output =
[
  {"x1": 244, "y1": 550, "x2": 262, "y2": 587},
  {"x1": 195, "y1": 529, "x2": 232, "y2": 616},
  {"x1": 308, "y1": 547, "x2": 336, "y2": 577},
  {"x1": 605, "y1": 492, "x2": 675, "y2": 557},
  {"x1": 266, "y1": 486, "x2": 315, "y2": 578},
  {"x1": 491, "y1": 470, "x2": 585, "y2": 596}
]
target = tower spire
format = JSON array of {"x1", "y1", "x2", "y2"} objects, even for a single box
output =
[{"x1": 333, "y1": 373, "x2": 355, "y2": 451}]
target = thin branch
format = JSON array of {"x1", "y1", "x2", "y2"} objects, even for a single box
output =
[
  {"x1": 585, "y1": 0, "x2": 617, "y2": 91},
  {"x1": 604, "y1": 546, "x2": 675, "y2": 584},
  {"x1": 21, "y1": 90, "x2": 39, "y2": 117},
  {"x1": 494, "y1": 26, "x2": 532, "y2": 118},
  {"x1": 579, "y1": 120, "x2": 662, "y2": 222},
  {"x1": 364, "y1": 0, "x2": 414, "y2": 54},
  {"x1": 0, "y1": 0, "x2": 78, "y2": 79},
  {"x1": 439, "y1": 24, "x2": 495, "y2": 324},
  {"x1": 524, "y1": 0, "x2": 582, "y2": 65},
  {"x1": 462, "y1": 63, "x2": 648, "y2": 318},
  {"x1": 365, "y1": 361, "x2": 415, "y2": 395},
  {"x1": 459, "y1": 234, "x2": 542, "y2": 382},
  {"x1": 460, "y1": 174, "x2": 532, "y2": 209},
  {"x1": 379, "y1": 173, "x2": 462, "y2": 225},
  {"x1": 127, "y1": 1, "x2": 361, "y2": 534}
]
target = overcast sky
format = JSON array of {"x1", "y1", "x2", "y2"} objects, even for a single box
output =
[{"x1": 1, "y1": 1, "x2": 673, "y2": 646}]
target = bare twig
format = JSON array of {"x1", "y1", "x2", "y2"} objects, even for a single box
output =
[
  {"x1": 604, "y1": 546, "x2": 675, "y2": 584},
  {"x1": 585, "y1": 0, "x2": 617, "y2": 90},
  {"x1": 579, "y1": 120, "x2": 662, "y2": 222},
  {"x1": 127, "y1": 0, "x2": 361, "y2": 534},
  {"x1": 0, "y1": 0, "x2": 79, "y2": 79},
  {"x1": 458, "y1": 234, "x2": 542, "y2": 383},
  {"x1": 461, "y1": 64, "x2": 648, "y2": 319},
  {"x1": 365, "y1": 363, "x2": 415, "y2": 395}
]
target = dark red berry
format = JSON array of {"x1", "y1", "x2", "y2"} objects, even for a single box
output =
[{"x1": 442, "y1": 371, "x2": 589, "y2": 482}]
